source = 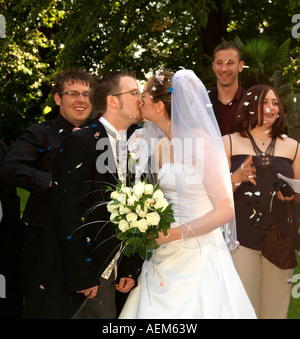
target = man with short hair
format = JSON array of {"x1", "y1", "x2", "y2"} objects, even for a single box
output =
[
  {"x1": 0, "y1": 68, "x2": 94, "y2": 298},
  {"x1": 209, "y1": 41, "x2": 245, "y2": 135},
  {"x1": 23, "y1": 69, "x2": 143, "y2": 319}
]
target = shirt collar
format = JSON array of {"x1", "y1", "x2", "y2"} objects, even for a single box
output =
[
  {"x1": 99, "y1": 117, "x2": 127, "y2": 140},
  {"x1": 233, "y1": 84, "x2": 243, "y2": 103}
]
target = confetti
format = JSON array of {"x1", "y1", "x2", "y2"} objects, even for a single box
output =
[
  {"x1": 66, "y1": 236, "x2": 72, "y2": 240},
  {"x1": 254, "y1": 191, "x2": 261, "y2": 196},
  {"x1": 245, "y1": 192, "x2": 253, "y2": 197},
  {"x1": 168, "y1": 87, "x2": 174, "y2": 93},
  {"x1": 206, "y1": 103, "x2": 213, "y2": 108},
  {"x1": 249, "y1": 111, "x2": 255, "y2": 114},
  {"x1": 160, "y1": 282, "x2": 165, "y2": 287},
  {"x1": 39, "y1": 285, "x2": 45, "y2": 290},
  {"x1": 85, "y1": 258, "x2": 92, "y2": 263},
  {"x1": 75, "y1": 163, "x2": 83, "y2": 169},
  {"x1": 265, "y1": 107, "x2": 270, "y2": 113},
  {"x1": 249, "y1": 209, "x2": 256, "y2": 219},
  {"x1": 244, "y1": 101, "x2": 249, "y2": 106},
  {"x1": 152, "y1": 86, "x2": 156, "y2": 91},
  {"x1": 247, "y1": 92, "x2": 252, "y2": 95}
]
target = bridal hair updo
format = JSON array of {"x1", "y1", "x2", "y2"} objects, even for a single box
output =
[{"x1": 145, "y1": 70, "x2": 174, "y2": 118}]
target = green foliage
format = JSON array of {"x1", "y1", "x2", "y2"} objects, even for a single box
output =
[
  {"x1": 0, "y1": 0, "x2": 299, "y2": 144},
  {"x1": 234, "y1": 36, "x2": 291, "y2": 89}
]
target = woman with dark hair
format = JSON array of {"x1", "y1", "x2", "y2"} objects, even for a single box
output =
[{"x1": 223, "y1": 84, "x2": 300, "y2": 319}]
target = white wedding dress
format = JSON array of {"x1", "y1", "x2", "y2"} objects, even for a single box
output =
[{"x1": 119, "y1": 163, "x2": 256, "y2": 319}]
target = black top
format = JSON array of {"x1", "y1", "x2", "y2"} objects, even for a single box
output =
[{"x1": 230, "y1": 135, "x2": 300, "y2": 250}]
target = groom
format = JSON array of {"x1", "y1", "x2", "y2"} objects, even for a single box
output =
[{"x1": 23, "y1": 70, "x2": 143, "y2": 319}]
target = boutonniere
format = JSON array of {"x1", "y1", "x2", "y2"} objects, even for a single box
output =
[{"x1": 94, "y1": 131, "x2": 100, "y2": 139}]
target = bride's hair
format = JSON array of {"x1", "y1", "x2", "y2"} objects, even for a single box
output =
[{"x1": 145, "y1": 71, "x2": 174, "y2": 118}]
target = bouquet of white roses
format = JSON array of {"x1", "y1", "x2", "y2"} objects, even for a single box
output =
[{"x1": 106, "y1": 180, "x2": 175, "y2": 260}]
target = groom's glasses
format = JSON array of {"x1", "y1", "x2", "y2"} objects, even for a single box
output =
[{"x1": 112, "y1": 89, "x2": 141, "y2": 98}]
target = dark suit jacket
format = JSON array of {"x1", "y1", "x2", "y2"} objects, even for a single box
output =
[
  {"x1": 0, "y1": 114, "x2": 88, "y2": 231},
  {"x1": 23, "y1": 119, "x2": 141, "y2": 318}
]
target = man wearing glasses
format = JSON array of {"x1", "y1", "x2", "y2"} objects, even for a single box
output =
[
  {"x1": 23, "y1": 70, "x2": 143, "y2": 319},
  {"x1": 0, "y1": 68, "x2": 94, "y2": 304}
]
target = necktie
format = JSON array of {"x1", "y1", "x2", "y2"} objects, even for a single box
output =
[{"x1": 104, "y1": 127, "x2": 127, "y2": 184}]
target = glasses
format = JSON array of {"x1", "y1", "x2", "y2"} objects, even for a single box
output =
[
  {"x1": 112, "y1": 89, "x2": 141, "y2": 98},
  {"x1": 59, "y1": 91, "x2": 90, "y2": 97}
]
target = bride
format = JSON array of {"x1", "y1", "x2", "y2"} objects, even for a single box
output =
[{"x1": 119, "y1": 69, "x2": 256, "y2": 319}]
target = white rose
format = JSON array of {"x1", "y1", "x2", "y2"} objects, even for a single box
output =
[
  {"x1": 152, "y1": 189, "x2": 164, "y2": 200},
  {"x1": 117, "y1": 193, "x2": 127, "y2": 205},
  {"x1": 146, "y1": 212, "x2": 161, "y2": 226},
  {"x1": 110, "y1": 212, "x2": 119, "y2": 224},
  {"x1": 110, "y1": 191, "x2": 121, "y2": 200},
  {"x1": 118, "y1": 219, "x2": 130, "y2": 232},
  {"x1": 130, "y1": 220, "x2": 139, "y2": 228},
  {"x1": 132, "y1": 181, "x2": 145, "y2": 199},
  {"x1": 127, "y1": 195, "x2": 138, "y2": 206},
  {"x1": 121, "y1": 186, "x2": 132, "y2": 197},
  {"x1": 136, "y1": 204, "x2": 148, "y2": 218},
  {"x1": 126, "y1": 212, "x2": 138, "y2": 223},
  {"x1": 154, "y1": 198, "x2": 168, "y2": 211},
  {"x1": 138, "y1": 218, "x2": 148, "y2": 233},
  {"x1": 144, "y1": 198, "x2": 155, "y2": 210},
  {"x1": 119, "y1": 204, "x2": 131, "y2": 215},
  {"x1": 144, "y1": 184, "x2": 154, "y2": 195},
  {"x1": 107, "y1": 200, "x2": 119, "y2": 213}
]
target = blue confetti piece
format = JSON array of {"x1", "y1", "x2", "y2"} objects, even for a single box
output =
[
  {"x1": 168, "y1": 87, "x2": 174, "y2": 93},
  {"x1": 85, "y1": 258, "x2": 92, "y2": 263},
  {"x1": 90, "y1": 124, "x2": 97, "y2": 128},
  {"x1": 59, "y1": 148, "x2": 63, "y2": 152},
  {"x1": 66, "y1": 236, "x2": 72, "y2": 240},
  {"x1": 47, "y1": 146, "x2": 52, "y2": 151},
  {"x1": 37, "y1": 148, "x2": 44, "y2": 153}
]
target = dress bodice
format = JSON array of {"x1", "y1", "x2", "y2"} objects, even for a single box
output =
[{"x1": 158, "y1": 163, "x2": 213, "y2": 228}]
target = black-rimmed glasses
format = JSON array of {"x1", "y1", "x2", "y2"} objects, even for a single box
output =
[
  {"x1": 112, "y1": 89, "x2": 141, "y2": 98},
  {"x1": 59, "y1": 91, "x2": 90, "y2": 97}
]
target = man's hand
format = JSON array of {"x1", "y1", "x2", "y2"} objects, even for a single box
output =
[
  {"x1": 77, "y1": 285, "x2": 98, "y2": 299},
  {"x1": 115, "y1": 277, "x2": 135, "y2": 293}
]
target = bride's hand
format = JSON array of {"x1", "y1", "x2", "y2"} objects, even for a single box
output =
[{"x1": 156, "y1": 227, "x2": 181, "y2": 245}]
